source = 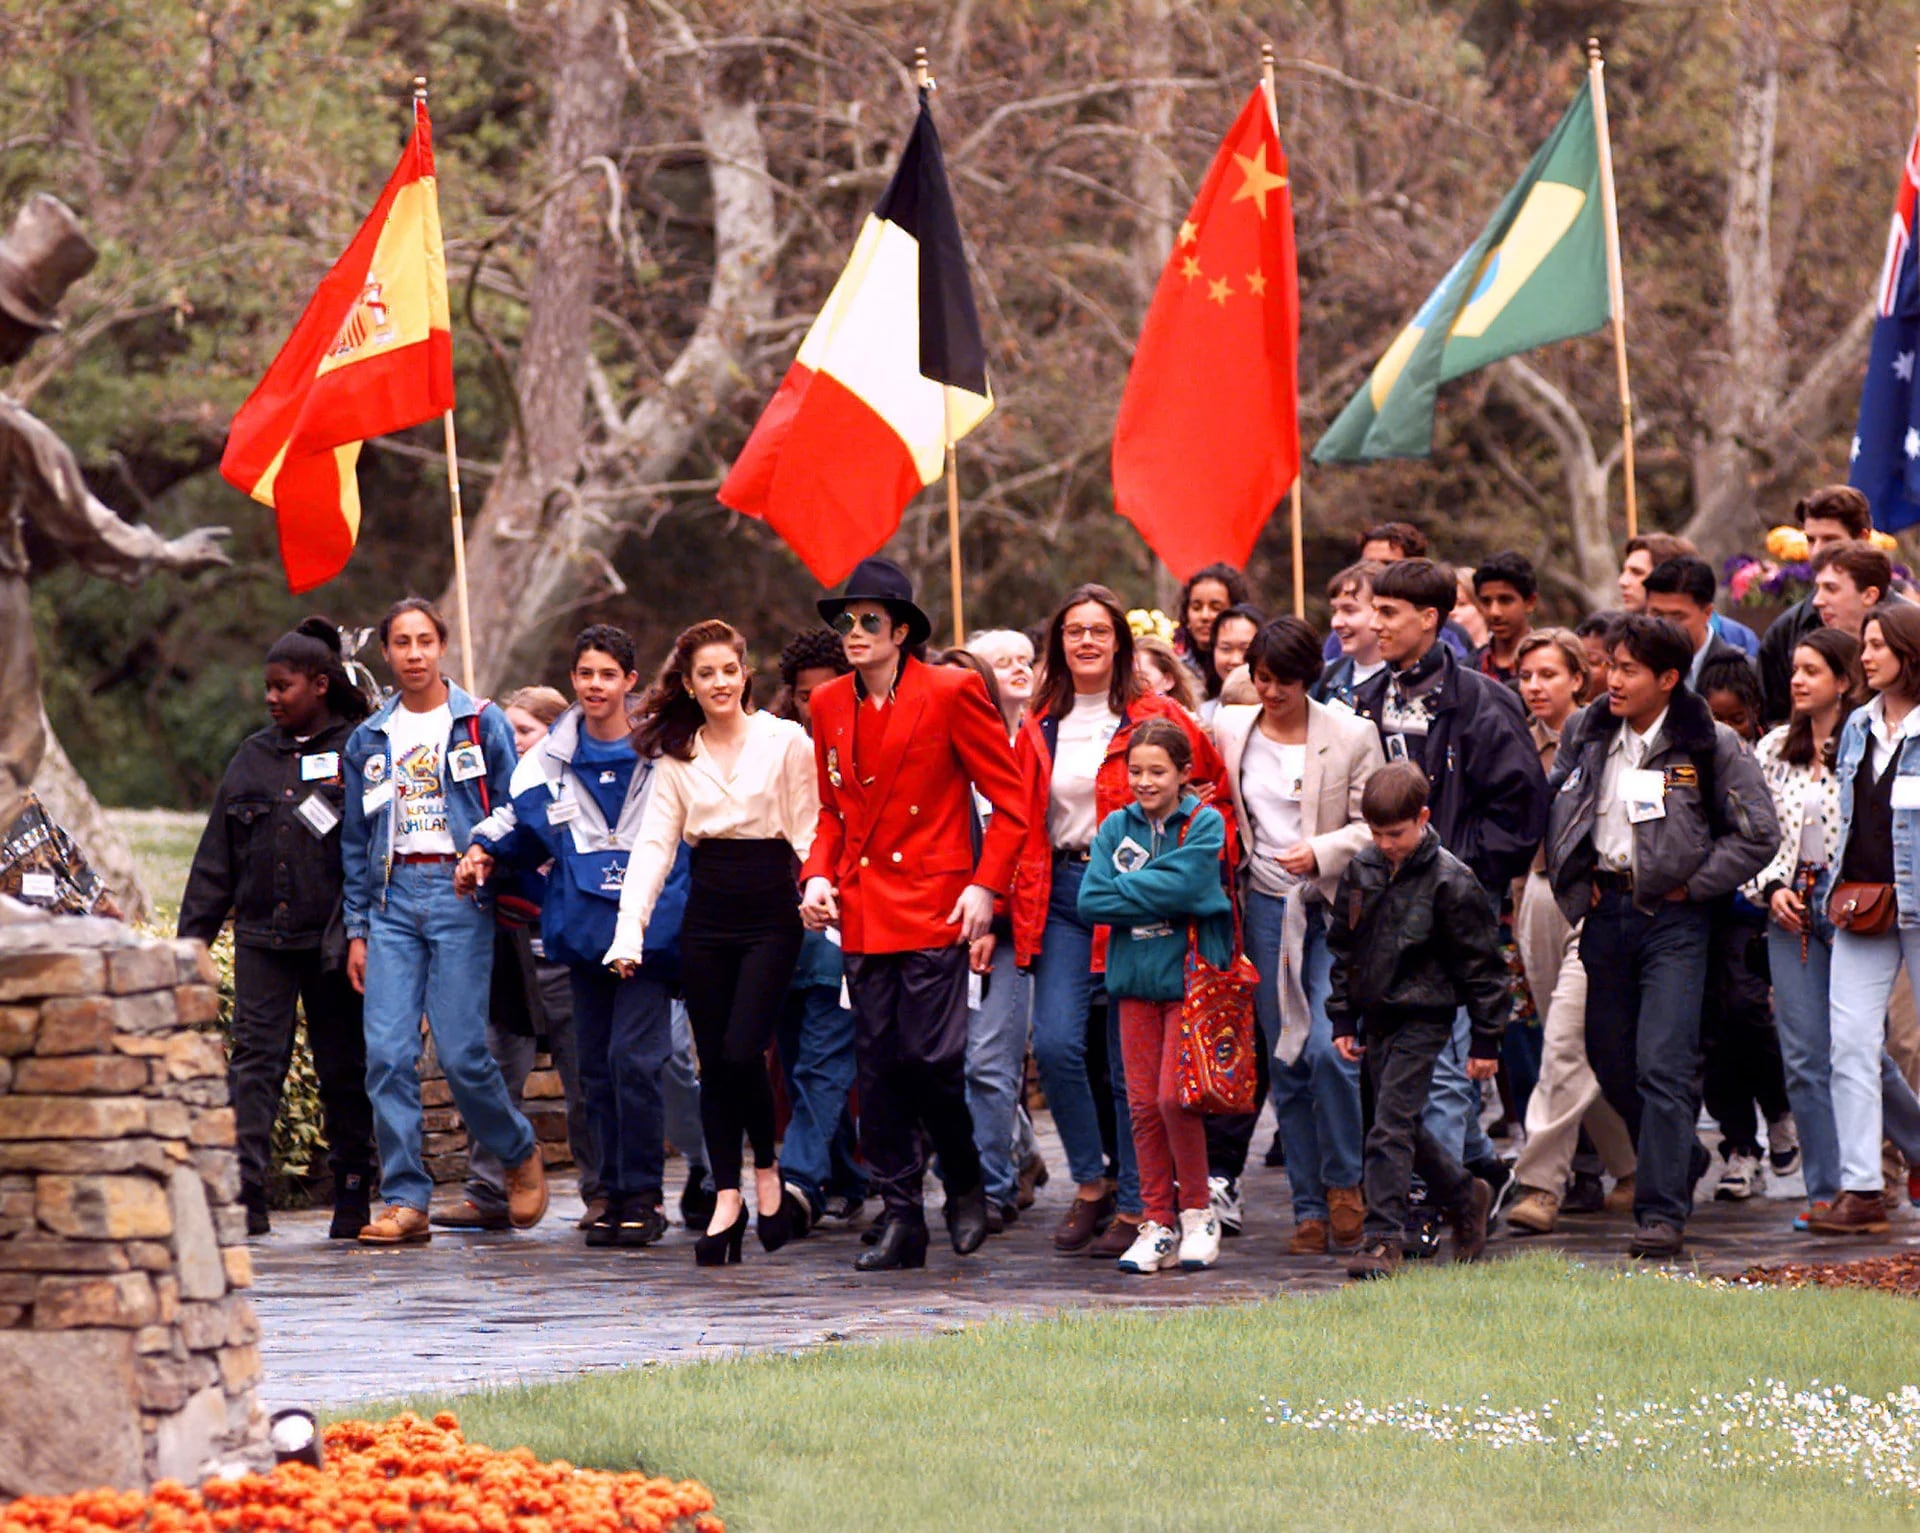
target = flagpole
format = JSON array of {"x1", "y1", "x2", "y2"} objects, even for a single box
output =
[
  {"x1": 1258, "y1": 43, "x2": 1306, "y2": 620},
  {"x1": 910, "y1": 46, "x2": 968, "y2": 648},
  {"x1": 1587, "y1": 38, "x2": 1637, "y2": 541},
  {"x1": 415, "y1": 75, "x2": 476, "y2": 695}
]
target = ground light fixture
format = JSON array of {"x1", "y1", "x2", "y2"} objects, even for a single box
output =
[{"x1": 268, "y1": 1407, "x2": 324, "y2": 1469}]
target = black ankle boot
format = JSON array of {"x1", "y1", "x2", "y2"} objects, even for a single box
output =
[
  {"x1": 854, "y1": 1218, "x2": 928, "y2": 1271},
  {"x1": 241, "y1": 1181, "x2": 270, "y2": 1238},
  {"x1": 327, "y1": 1172, "x2": 371, "y2": 1240},
  {"x1": 944, "y1": 1187, "x2": 989, "y2": 1255}
]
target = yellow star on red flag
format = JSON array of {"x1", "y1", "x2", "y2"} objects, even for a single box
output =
[{"x1": 1230, "y1": 145, "x2": 1289, "y2": 217}]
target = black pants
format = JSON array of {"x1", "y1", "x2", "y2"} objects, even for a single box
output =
[
  {"x1": 1702, "y1": 914, "x2": 1790, "y2": 1155},
  {"x1": 1204, "y1": 1038, "x2": 1274, "y2": 1180},
  {"x1": 229, "y1": 944, "x2": 375, "y2": 1194},
  {"x1": 1360, "y1": 1015, "x2": 1472, "y2": 1245},
  {"x1": 844, "y1": 944, "x2": 982, "y2": 1221},
  {"x1": 679, "y1": 840, "x2": 804, "y2": 1191}
]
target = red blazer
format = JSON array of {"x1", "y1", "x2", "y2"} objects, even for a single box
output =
[
  {"x1": 1009, "y1": 691, "x2": 1234, "y2": 970},
  {"x1": 801, "y1": 655, "x2": 1027, "y2": 956}
]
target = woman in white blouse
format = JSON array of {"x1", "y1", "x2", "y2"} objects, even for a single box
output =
[{"x1": 606, "y1": 620, "x2": 819, "y2": 1266}]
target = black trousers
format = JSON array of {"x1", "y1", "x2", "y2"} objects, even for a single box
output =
[
  {"x1": 1204, "y1": 1038, "x2": 1274, "y2": 1180},
  {"x1": 229, "y1": 944, "x2": 375, "y2": 1194},
  {"x1": 1701, "y1": 914, "x2": 1790, "y2": 1155},
  {"x1": 679, "y1": 840, "x2": 804, "y2": 1191},
  {"x1": 1360, "y1": 1015, "x2": 1472, "y2": 1245},
  {"x1": 844, "y1": 944, "x2": 982, "y2": 1220}
]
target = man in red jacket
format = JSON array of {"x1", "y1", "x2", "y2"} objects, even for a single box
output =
[{"x1": 800, "y1": 559, "x2": 1028, "y2": 1271}]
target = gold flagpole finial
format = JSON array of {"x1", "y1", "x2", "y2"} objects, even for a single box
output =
[
  {"x1": 413, "y1": 75, "x2": 428, "y2": 102},
  {"x1": 913, "y1": 46, "x2": 933, "y2": 93},
  {"x1": 1587, "y1": 36, "x2": 1603, "y2": 67}
]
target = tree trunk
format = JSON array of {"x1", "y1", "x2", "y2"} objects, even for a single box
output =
[
  {"x1": 31, "y1": 718, "x2": 151, "y2": 924},
  {"x1": 1493, "y1": 359, "x2": 1618, "y2": 611}
]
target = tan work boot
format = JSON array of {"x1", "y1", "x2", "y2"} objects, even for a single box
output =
[
  {"x1": 1286, "y1": 1218, "x2": 1329, "y2": 1255},
  {"x1": 1326, "y1": 1186, "x2": 1365, "y2": 1251},
  {"x1": 358, "y1": 1205, "x2": 432, "y2": 1245},
  {"x1": 505, "y1": 1151, "x2": 550, "y2": 1229},
  {"x1": 1603, "y1": 1174, "x2": 1635, "y2": 1213},
  {"x1": 1504, "y1": 1187, "x2": 1560, "y2": 1235}
]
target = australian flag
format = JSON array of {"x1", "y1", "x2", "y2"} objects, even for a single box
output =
[{"x1": 1851, "y1": 131, "x2": 1920, "y2": 532}]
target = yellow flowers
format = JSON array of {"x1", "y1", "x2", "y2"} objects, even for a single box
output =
[
  {"x1": 1764, "y1": 526, "x2": 1809, "y2": 563},
  {"x1": 1126, "y1": 608, "x2": 1176, "y2": 643}
]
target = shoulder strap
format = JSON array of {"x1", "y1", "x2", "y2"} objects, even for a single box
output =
[{"x1": 467, "y1": 710, "x2": 491, "y2": 817}]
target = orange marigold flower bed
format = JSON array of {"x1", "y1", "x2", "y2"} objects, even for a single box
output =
[{"x1": 0, "y1": 1412, "x2": 722, "y2": 1533}]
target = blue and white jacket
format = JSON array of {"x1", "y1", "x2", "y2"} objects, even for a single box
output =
[
  {"x1": 341, "y1": 684, "x2": 516, "y2": 940},
  {"x1": 1830, "y1": 697, "x2": 1920, "y2": 928},
  {"x1": 469, "y1": 706, "x2": 690, "y2": 975}
]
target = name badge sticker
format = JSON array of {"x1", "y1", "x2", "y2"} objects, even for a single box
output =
[
  {"x1": 295, "y1": 793, "x2": 341, "y2": 839},
  {"x1": 1892, "y1": 776, "x2": 1920, "y2": 811},
  {"x1": 448, "y1": 743, "x2": 486, "y2": 782},
  {"x1": 547, "y1": 798, "x2": 581, "y2": 826},
  {"x1": 300, "y1": 751, "x2": 341, "y2": 782},
  {"x1": 19, "y1": 871, "x2": 57, "y2": 902},
  {"x1": 362, "y1": 782, "x2": 394, "y2": 816},
  {"x1": 1618, "y1": 767, "x2": 1667, "y2": 804}
]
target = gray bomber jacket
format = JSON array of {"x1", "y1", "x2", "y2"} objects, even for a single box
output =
[{"x1": 1544, "y1": 686, "x2": 1780, "y2": 924}]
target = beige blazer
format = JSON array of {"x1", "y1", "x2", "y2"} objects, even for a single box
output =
[{"x1": 1212, "y1": 698, "x2": 1385, "y2": 903}]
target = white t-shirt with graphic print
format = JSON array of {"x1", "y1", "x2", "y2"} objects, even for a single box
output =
[{"x1": 386, "y1": 703, "x2": 455, "y2": 855}]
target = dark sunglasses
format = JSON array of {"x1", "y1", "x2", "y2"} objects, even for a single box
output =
[{"x1": 832, "y1": 612, "x2": 889, "y2": 636}]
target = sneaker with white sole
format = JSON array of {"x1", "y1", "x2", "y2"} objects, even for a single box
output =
[
  {"x1": 1713, "y1": 1150, "x2": 1764, "y2": 1201},
  {"x1": 1116, "y1": 1220, "x2": 1178, "y2": 1273},
  {"x1": 1177, "y1": 1207, "x2": 1221, "y2": 1270},
  {"x1": 1767, "y1": 1114, "x2": 1801, "y2": 1178},
  {"x1": 1207, "y1": 1174, "x2": 1244, "y2": 1238}
]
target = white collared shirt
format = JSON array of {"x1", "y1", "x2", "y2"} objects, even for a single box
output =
[
  {"x1": 1594, "y1": 706, "x2": 1668, "y2": 872},
  {"x1": 606, "y1": 710, "x2": 819, "y2": 961},
  {"x1": 1866, "y1": 694, "x2": 1920, "y2": 779}
]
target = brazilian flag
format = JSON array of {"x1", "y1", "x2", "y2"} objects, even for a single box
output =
[{"x1": 1314, "y1": 85, "x2": 1611, "y2": 462}]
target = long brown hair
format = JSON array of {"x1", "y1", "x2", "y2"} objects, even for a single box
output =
[
  {"x1": 633, "y1": 620, "x2": 753, "y2": 762},
  {"x1": 1035, "y1": 584, "x2": 1139, "y2": 721},
  {"x1": 1866, "y1": 602, "x2": 1920, "y2": 703},
  {"x1": 1782, "y1": 627, "x2": 1865, "y2": 768}
]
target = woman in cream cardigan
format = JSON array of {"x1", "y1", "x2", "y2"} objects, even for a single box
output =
[{"x1": 1210, "y1": 617, "x2": 1383, "y2": 1255}]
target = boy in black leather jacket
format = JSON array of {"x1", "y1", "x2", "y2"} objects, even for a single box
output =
[{"x1": 1329, "y1": 762, "x2": 1510, "y2": 1279}]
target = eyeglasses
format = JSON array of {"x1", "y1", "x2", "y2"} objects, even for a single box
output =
[
  {"x1": 1063, "y1": 624, "x2": 1115, "y2": 643},
  {"x1": 832, "y1": 612, "x2": 888, "y2": 636}
]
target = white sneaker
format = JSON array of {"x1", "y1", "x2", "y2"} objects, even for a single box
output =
[
  {"x1": 1713, "y1": 1151, "x2": 1764, "y2": 1201},
  {"x1": 1177, "y1": 1207, "x2": 1221, "y2": 1270},
  {"x1": 1767, "y1": 1115, "x2": 1801, "y2": 1178},
  {"x1": 1208, "y1": 1174, "x2": 1244, "y2": 1237},
  {"x1": 1116, "y1": 1220, "x2": 1177, "y2": 1273}
]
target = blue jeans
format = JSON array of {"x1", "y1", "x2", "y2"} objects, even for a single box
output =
[
  {"x1": 1827, "y1": 926, "x2": 1920, "y2": 1191},
  {"x1": 1580, "y1": 892, "x2": 1711, "y2": 1228},
  {"x1": 1248, "y1": 891, "x2": 1360, "y2": 1222},
  {"x1": 1767, "y1": 920, "x2": 1842, "y2": 1206},
  {"x1": 777, "y1": 983, "x2": 865, "y2": 1208},
  {"x1": 1030, "y1": 859, "x2": 1137, "y2": 1210},
  {"x1": 662, "y1": 1000, "x2": 708, "y2": 1177},
  {"x1": 967, "y1": 940, "x2": 1032, "y2": 1208},
  {"x1": 1423, "y1": 1010, "x2": 1498, "y2": 1166},
  {"x1": 362, "y1": 862, "x2": 534, "y2": 1212},
  {"x1": 570, "y1": 965, "x2": 672, "y2": 1204}
]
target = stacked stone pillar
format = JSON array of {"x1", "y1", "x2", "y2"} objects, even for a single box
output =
[{"x1": 0, "y1": 916, "x2": 266, "y2": 1497}]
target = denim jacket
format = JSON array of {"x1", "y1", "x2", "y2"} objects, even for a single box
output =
[
  {"x1": 340, "y1": 683, "x2": 517, "y2": 940},
  {"x1": 1828, "y1": 699, "x2": 1920, "y2": 927}
]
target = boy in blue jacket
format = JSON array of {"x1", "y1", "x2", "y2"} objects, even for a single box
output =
[
  {"x1": 341, "y1": 597, "x2": 545, "y2": 1244},
  {"x1": 459, "y1": 625, "x2": 691, "y2": 1249},
  {"x1": 1078, "y1": 719, "x2": 1235, "y2": 1275}
]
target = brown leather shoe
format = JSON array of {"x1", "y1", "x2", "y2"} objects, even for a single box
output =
[
  {"x1": 430, "y1": 1198, "x2": 509, "y2": 1231},
  {"x1": 1052, "y1": 1190, "x2": 1114, "y2": 1254},
  {"x1": 1087, "y1": 1212, "x2": 1141, "y2": 1259},
  {"x1": 505, "y1": 1152, "x2": 550, "y2": 1229},
  {"x1": 1286, "y1": 1218, "x2": 1329, "y2": 1255},
  {"x1": 1347, "y1": 1239, "x2": 1402, "y2": 1280},
  {"x1": 1449, "y1": 1177, "x2": 1493, "y2": 1262},
  {"x1": 1326, "y1": 1186, "x2": 1365, "y2": 1250},
  {"x1": 358, "y1": 1205, "x2": 432, "y2": 1245},
  {"x1": 1603, "y1": 1174, "x2": 1636, "y2": 1214},
  {"x1": 1504, "y1": 1187, "x2": 1560, "y2": 1235},
  {"x1": 1807, "y1": 1189, "x2": 1891, "y2": 1235},
  {"x1": 576, "y1": 1196, "x2": 610, "y2": 1231}
]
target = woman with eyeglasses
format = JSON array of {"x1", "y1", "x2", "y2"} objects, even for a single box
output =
[{"x1": 1009, "y1": 583, "x2": 1235, "y2": 1261}]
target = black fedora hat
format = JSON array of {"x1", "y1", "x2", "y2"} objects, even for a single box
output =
[{"x1": 817, "y1": 557, "x2": 933, "y2": 649}]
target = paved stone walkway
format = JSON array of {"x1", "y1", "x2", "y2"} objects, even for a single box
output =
[{"x1": 250, "y1": 1118, "x2": 1920, "y2": 1410}]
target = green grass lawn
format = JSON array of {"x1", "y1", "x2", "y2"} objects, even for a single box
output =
[
  {"x1": 376, "y1": 1253, "x2": 1920, "y2": 1531},
  {"x1": 108, "y1": 806, "x2": 204, "y2": 928}
]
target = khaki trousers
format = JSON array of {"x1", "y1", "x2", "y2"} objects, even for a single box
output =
[{"x1": 1510, "y1": 872, "x2": 1636, "y2": 1193}]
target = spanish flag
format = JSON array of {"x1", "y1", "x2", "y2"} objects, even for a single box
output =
[
  {"x1": 221, "y1": 96, "x2": 454, "y2": 592},
  {"x1": 719, "y1": 93, "x2": 992, "y2": 585}
]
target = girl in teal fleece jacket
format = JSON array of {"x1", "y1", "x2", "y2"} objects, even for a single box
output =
[{"x1": 1077, "y1": 719, "x2": 1233, "y2": 1273}]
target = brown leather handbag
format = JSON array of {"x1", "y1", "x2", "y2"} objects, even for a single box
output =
[{"x1": 1828, "y1": 881, "x2": 1898, "y2": 936}]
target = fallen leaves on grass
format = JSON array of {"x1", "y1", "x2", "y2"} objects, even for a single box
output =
[
  {"x1": 1743, "y1": 1253, "x2": 1920, "y2": 1296},
  {"x1": 0, "y1": 1411, "x2": 721, "y2": 1533}
]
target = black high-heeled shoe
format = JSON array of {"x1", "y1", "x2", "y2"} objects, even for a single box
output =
[
  {"x1": 756, "y1": 1181, "x2": 794, "y2": 1253},
  {"x1": 694, "y1": 1205, "x2": 748, "y2": 1267}
]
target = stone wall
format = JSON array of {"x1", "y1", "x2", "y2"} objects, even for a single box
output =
[
  {"x1": 419, "y1": 1042, "x2": 576, "y2": 1186},
  {"x1": 0, "y1": 916, "x2": 266, "y2": 1498}
]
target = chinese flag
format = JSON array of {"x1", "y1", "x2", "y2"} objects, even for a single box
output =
[
  {"x1": 220, "y1": 97, "x2": 454, "y2": 593},
  {"x1": 1112, "y1": 88, "x2": 1299, "y2": 578}
]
